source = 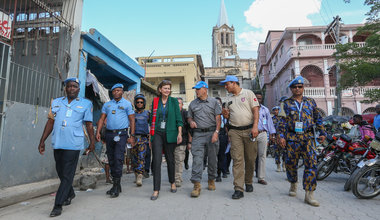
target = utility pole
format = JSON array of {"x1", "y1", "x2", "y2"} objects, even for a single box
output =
[{"x1": 325, "y1": 16, "x2": 342, "y2": 116}]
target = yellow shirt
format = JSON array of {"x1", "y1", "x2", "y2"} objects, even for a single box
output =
[{"x1": 227, "y1": 88, "x2": 260, "y2": 127}]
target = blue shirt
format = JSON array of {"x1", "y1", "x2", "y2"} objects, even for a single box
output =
[
  {"x1": 102, "y1": 98, "x2": 134, "y2": 130},
  {"x1": 374, "y1": 114, "x2": 380, "y2": 131},
  {"x1": 258, "y1": 105, "x2": 276, "y2": 134},
  {"x1": 50, "y1": 97, "x2": 93, "y2": 150},
  {"x1": 135, "y1": 110, "x2": 150, "y2": 135}
]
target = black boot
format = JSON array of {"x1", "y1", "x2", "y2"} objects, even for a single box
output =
[
  {"x1": 110, "y1": 178, "x2": 121, "y2": 198},
  {"x1": 49, "y1": 205, "x2": 62, "y2": 217}
]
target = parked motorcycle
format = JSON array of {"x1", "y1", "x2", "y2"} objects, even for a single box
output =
[
  {"x1": 350, "y1": 133, "x2": 380, "y2": 199},
  {"x1": 316, "y1": 134, "x2": 374, "y2": 180},
  {"x1": 343, "y1": 136, "x2": 377, "y2": 191}
]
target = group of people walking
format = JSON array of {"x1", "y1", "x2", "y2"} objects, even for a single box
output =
[{"x1": 38, "y1": 74, "x2": 327, "y2": 217}]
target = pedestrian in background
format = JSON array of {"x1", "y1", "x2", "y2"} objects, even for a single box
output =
[
  {"x1": 132, "y1": 94, "x2": 150, "y2": 186},
  {"x1": 278, "y1": 76, "x2": 326, "y2": 207},
  {"x1": 255, "y1": 92, "x2": 276, "y2": 185},
  {"x1": 220, "y1": 75, "x2": 260, "y2": 200},
  {"x1": 271, "y1": 106, "x2": 286, "y2": 172},
  {"x1": 374, "y1": 104, "x2": 380, "y2": 132},
  {"x1": 149, "y1": 80, "x2": 183, "y2": 200},
  {"x1": 187, "y1": 81, "x2": 221, "y2": 197},
  {"x1": 96, "y1": 83, "x2": 136, "y2": 198},
  {"x1": 174, "y1": 97, "x2": 190, "y2": 187},
  {"x1": 38, "y1": 77, "x2": 95, "y2": 217},
  {"x1": 215, "y1": 97, "x2": 228, "y2": 182}
]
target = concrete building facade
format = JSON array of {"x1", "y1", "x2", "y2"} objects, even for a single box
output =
[
  {"x1": 136, "y1": 54, "x2": 204, "y2": 107},
  {"x1": 256, "y1": 24, "x2": 379, "y2": 117}
]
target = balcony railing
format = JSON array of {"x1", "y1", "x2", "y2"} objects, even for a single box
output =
[
  {"x1": 303, "y1": 86, "x2": 377, "y2": 98},
  {"x1": 293, "y1": 42, "x2": 365, "y2": 51},
  {"x1": 303, "y1": 87, "x2": 326, "y2": 97}
]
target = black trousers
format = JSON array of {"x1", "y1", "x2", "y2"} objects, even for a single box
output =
[
  {"x1": 145, "y1": 146, "x2": 152, "y2": 172},
  {"x1": 184, "y1": 148, "x2": 189, "y2": 165},
  {"x1": 152, "y1": 131, "x2": 176, "y2": 191},
  {"x1": 54, "y1": 149, "x2": 80, "y2": 206},
  {"x1": 105, "y1": 130, "x2": 128, "y2": 178},
  {"x1": 217, "y1": 132, "x2": 228, "y2": 174}
]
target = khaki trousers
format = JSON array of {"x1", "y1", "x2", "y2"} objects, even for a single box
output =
[
  {"x1": 229, "y1": 128, "x2": 258, "y2": 192},
  {"x1": 174, "y1": 145, "x2": 186, "y2": 183},
  {"x1": 257, "y1": 132, "x2": 268, "y2": 181}
]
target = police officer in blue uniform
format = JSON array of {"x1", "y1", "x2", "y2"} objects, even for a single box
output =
[
  {"x1": 38, "y1": 77, "x2": 95, "y2": 217},
  {"x1": 96, "y1": 83, "x2": 135, "y2": 198},
  {"x1": 278, "y1": 76, "x2": 326, "y2": 207}
]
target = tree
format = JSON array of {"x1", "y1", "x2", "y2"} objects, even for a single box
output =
[{"x1": 335, "y1": 0, "x2": 380, "y2": 103}]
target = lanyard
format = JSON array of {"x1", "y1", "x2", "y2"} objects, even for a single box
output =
[
  {"x1": 294, "y1": 101, "x2": 303, "y2": 121},
  {"x1": 161, "y1": 101, "x2": 167, "y2": 121}
]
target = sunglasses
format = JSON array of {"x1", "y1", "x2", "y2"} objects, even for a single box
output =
[
  {"x1": 136, "y1": 101, "x2": 144, "y2": 104},
  {"x1": 291, "y1": 85, "x2": 303, "y2": 89}
]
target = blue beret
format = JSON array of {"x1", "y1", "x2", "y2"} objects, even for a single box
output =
[
  {"x1": 288, "y1": 76, "x2": 304, "y2": 87},
  {"x1": 111, "y1": 83, "x2": 124, "y2": 91},
  {"x1": 64, "y1": 77, "x2": 80, "y2": 85},
  {"x1": 192, "y1": 81, "x2": 208, "y2": 89},
  {"x1": 272, "y1": 106, "x2": 280, "y2": 111},
  {"x1": 219, "y1": 75, "x2": 239, "y2": 85}
]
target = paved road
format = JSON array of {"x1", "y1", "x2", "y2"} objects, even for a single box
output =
[{"x1": 1, "y1": 158, "x2": 379, "y2": 220}]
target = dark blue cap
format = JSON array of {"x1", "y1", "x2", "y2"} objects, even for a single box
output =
[{"x1": 192, "y1": 81, "x2": 208, "y2": 89}]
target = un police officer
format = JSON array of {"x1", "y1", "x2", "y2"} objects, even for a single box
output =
[
  {"x1": 96, "y1": 83, "x2": 135, "y2": 198},
  {"x1": 278, "y1": 76, "x2": 326, "y2": 207},
  {"x1": 38, "y1": 77, "x2": 95, "y2": 217}
]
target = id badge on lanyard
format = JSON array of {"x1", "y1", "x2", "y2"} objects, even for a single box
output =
[
  {"x1": 295, "y1": 101, "x2": 304, "y2": 134},
  {"x1": 160, "y1": 101, "x2": 167, "y2": 129}
]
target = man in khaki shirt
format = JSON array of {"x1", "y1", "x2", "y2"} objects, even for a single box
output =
[{"x1": 220, "y1": 75, "x2": 260, "y2": 199}]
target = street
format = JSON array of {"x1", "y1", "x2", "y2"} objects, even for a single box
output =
[{"x1": 0, "y1": 157, "x2": 379, "y2": 220}]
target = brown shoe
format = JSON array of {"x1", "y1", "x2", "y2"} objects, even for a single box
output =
[
  {"x1": 258, "y1": 179, "x2": 268, "y2": 185},
  {"x1": 208, "y1": 180, "x2": 216, "y2": 191},
  {"x1": 305, "y1": 190, "x2": 320, "y2": 207},
  {"x1": 191, "y1": 182, "x2": 201, "y2": 197},
  {"x1": 289, "y1": 182, "x2": 297, "y2": 197}
]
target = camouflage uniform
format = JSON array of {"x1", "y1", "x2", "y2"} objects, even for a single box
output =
[
  {"x1": 278, "y1": 97, "x2": 325, "y2": 191},
  {"x1": 272, "y1": 115, "x2": 285, "y2": 165},
  {"x1": 131, "y1": 136, "x2": 148, "y2": 174}
]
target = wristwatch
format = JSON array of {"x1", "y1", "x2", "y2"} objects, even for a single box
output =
[
  {"x1": 130, "y1": 134, "x2": 136, "y2": 137},
  {"x1": 215, "y1": 130, "x2": 219, "y2": 134}
]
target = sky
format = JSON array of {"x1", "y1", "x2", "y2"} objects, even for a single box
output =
[{"x1": 82, "y1": 0, "x2": 370, "y2": 67}]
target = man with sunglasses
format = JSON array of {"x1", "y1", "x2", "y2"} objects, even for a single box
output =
[{"x1": 278, "y1": 76, "x2": 326, "y2": 207}]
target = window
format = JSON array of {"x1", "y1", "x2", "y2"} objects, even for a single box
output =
[
  {"x1": 221, "y1": 33, "x2": 224, "y2": 45},
  {"x1": 280, "y1": 45, "x2": 284, "y2": 57},
  {"x1": 298, "y1": 38, "x2": 312, "y2": 45},
  {"x1": 212, "y1": 88, "x2": 219, "y2": 97},
  {"x1": 226, "y1": 33, "x2": 229, "y2": 45},
  {"x1": 179, "y1": 83, "x2": 186, "y2": 94}
]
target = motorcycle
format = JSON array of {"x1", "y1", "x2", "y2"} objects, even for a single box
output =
[
  {"x1": 343, "y1": 136, "x2": 378, "y2": 191},
  {"x1": 350, "y1": 133, "x2": 380, "y2": 199},
  {"x1": 316, "y1": 134, "x2": 374, "y2": 181}
]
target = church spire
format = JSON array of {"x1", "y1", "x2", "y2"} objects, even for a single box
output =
[{"x1": 217, "y1": 0, "x2": 229, "y2": 27}]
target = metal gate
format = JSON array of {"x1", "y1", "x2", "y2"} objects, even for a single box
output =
[{"x1": 0, "y1": 42, "x2": 11, "y2": 159}]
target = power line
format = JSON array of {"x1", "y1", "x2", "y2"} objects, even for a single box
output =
[{"x1": 312, "y1": 0, "x2": 329, "y2": 25}]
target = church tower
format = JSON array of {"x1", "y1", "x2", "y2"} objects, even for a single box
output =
[{"x1": 212, "y1": 0, "x2": 237, "y2": 67}]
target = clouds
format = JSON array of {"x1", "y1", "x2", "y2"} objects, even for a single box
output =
[{"x1": 238, "y1": 0, "x2": 322, "y2": 50}]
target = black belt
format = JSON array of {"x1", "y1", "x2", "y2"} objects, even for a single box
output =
[
  {"x1": 106, "y1": 128, "x2": 128, "y2": 133},
  {"x1": 228, "y1": 124, "x2": 253, "y2": 130},
  {"x1": 193, "y1": 127, "x2": 216, "y2": 133},
  {"x1": 258, "y1": 130, "x2": 267, "y2": 134}
]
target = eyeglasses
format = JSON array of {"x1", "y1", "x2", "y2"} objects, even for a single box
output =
[
  {"x1": 136, "y1": 101, "x2": 144, "y2": 104},
  {"x1": 291, "y1": 85, "x2": 303, "y2": 89}
]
